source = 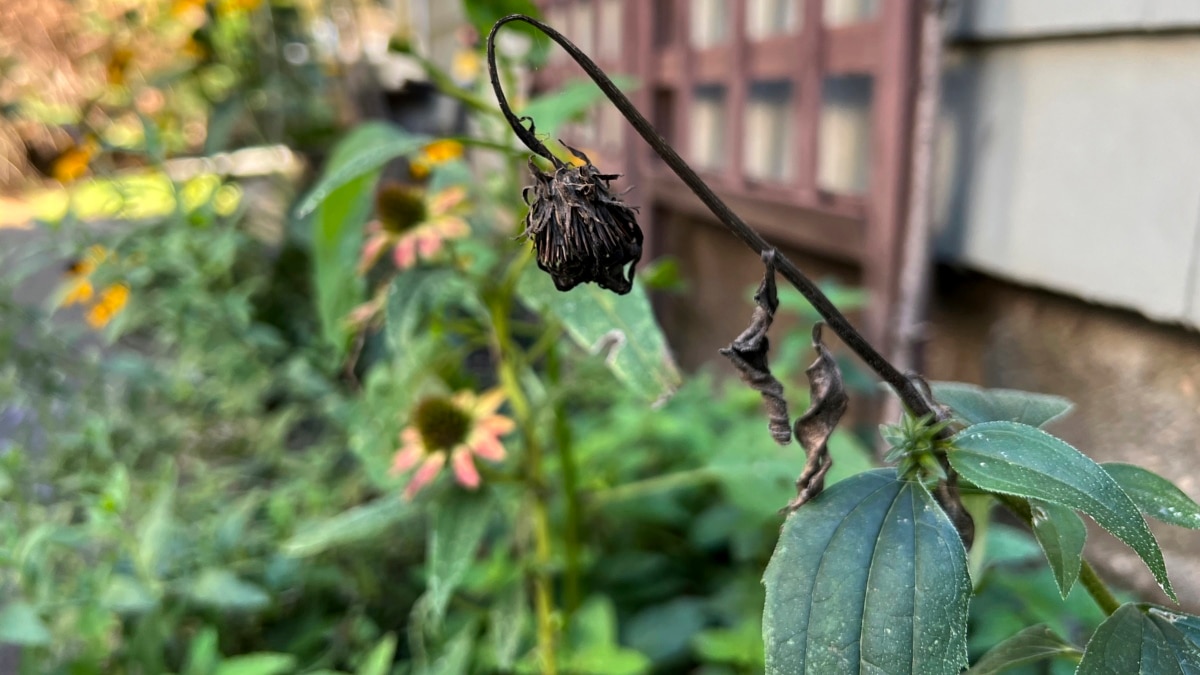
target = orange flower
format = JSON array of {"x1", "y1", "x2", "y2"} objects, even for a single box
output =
[
  {"x1": 52, "y1": 137, "x2": 99, "y2": 184},
  {"x1": 359, "y1": 184, "x2": 470, "y2": 273},
  {"x1": 59, "y1": 245, "x2": 129, "y2": 329},
  {"x1": 391, "y1": 390, "x2": 513, "y2": 499},
  {"x1": 409, "y1": 139, "x2": 465, "y2": 180}
]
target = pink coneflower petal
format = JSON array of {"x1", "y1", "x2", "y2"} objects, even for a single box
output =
[
  {"x1": 435, "y1": 216, "x2": 471, "y2": 238},
  {"x1": 479, "y1": 415, "x2": 515, "y2": 436},
  {"x1": 405, "y1": 453, "x2": 447, "y2": 499},
  {"x1": 451, "y1": 448, "x2": 481, "y2": 489},
  {"x1": 430, "y1": 186, "x2": 468, "y2": 216},
  {"x1": 359, "y1": 233, "x2": 390, "y2": 273},
  {"x1": 473, "y1": 389, "x2": 506, "y2": 415},
  {"x1": 393, "y1": 237, "x2": 418, "y2": 269},
  {"x1": 417, "y1": 233, "x2": 444, "y2": 258},
  {"x1": 469, "y1": 432, "x2": 507, "y2": 462},
  {"x1": 390, "y1": 442, "x2": 424, "y2": 474}
]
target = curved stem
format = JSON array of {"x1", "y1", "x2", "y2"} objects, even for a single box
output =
[{"x1": 486, "y1": 14, "x2": 934, "y2": 420}]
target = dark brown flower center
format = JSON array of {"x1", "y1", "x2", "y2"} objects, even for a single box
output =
[
  {"x1": 412, "y1": 397, "x2": 471, "y2": 451},
  {"x1": 376, "y1": 183, "x2": 428, "y2": 234}
]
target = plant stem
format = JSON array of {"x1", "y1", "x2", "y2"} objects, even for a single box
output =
[
  {"x1": 485, "y1": 14, "x2": 936, "y2": 421},
  {"x1": 491, "y1": 261, "x2": 558, "y2": 674},
  {"x1": 996, "y1": 494, "x2": 1119, "y2": 616},
  {"x1": 546, "y1": 346, "x2": 582, "y2": 620}
]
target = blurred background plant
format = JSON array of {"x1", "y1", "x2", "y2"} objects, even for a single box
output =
[{"x1": 0, "y1": 1, "x2": 1112, "y2": 673}]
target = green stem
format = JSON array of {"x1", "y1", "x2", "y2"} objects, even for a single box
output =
[
  {"x1": 547, "y1": 346, "x2": 582, "y2": 619},
  {"x1": 491, "y1": 255, "x2": 558, "y2": 674},
  {"x1": 996, "y1": 494, "x2": 1120, "y2": 616}
]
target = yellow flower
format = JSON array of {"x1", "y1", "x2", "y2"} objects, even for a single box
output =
[
  {"x1": 58, "y1": 245, "x2": 129, "y2": 328},
  {"x1": 86, "y1": 284, "x2": 129, "y2": 328},
  {"x1": 451, "y1": 50, "x2": 483, "y2": 84},
  {"x1": 410, "y1": 139, "x2": 465, "y2": 180},
  {"x1": 107, "y1": 47, "x2": 134, "y2": 87},
  {"x1": 391, "y1": 390, "x2": 513, "y2": 499},
  {"x1": 359, "y1": 183, "x2": 470, "y2": 272},
  {"x1": 52, "y1": 137, "x2": 99, "y2": 184}
]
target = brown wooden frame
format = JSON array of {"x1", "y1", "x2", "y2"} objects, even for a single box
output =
[{"x1": 532, "y1": 0, "x2": 919, "y2": 347}]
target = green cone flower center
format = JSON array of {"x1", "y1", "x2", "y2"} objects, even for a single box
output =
[
  {"x1": 376, "y1": 183, "x2": 428, "y2": 234},
  {"x1": 413, "y1": 396, "x2": 471, "y2": 451}
]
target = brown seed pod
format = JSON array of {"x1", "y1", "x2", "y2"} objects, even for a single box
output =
[{"x1": 521, "y1": 145, "x2": 643, "y2": 294}]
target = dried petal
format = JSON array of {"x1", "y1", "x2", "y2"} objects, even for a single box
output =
[
  {"x1": 784, "y1": 323, "x2": 849, "y2": 513},
  {"x1": 720, "y1": 249, "x2": 791, "y2": 445},
  {"x1": 521, "y1": 145, "x2": 643, "y2": 294}
]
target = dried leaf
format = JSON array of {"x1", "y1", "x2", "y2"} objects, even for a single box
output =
[
  {"x1": 784, "y1": 323, "x2": 849, "y2": 512},
  {"x1": 719, "y1": 250, "x2": 791, "y2": 445}
]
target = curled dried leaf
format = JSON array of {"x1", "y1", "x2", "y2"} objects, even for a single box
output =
[
  {"x1": 784, "y1": 323, "x2": 849, "y2": 513},
  {"x1": 521, "y1": 144, "x2": 643, "y2": 294},
  {"x1": 719, "y1": 250, "x2": 791, "y2": 445}
]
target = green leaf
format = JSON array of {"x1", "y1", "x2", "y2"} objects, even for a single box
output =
[
  {"x1": 624, "y1": 597, "x2": 708, "y2": 663},
  {"x1": 138, "y1": 477, "x2": 175, "y2": 579},
  {"x1": 385, "y1": 267, "x2": 486, "y2": 359},
  {"x1": 102, "y1": 573, "x2": 160, "y2": 615},
  {"x1": 762, "y1": 469, "x2": 971, "y2": 675},
  {"x1": 950, "y1": 422, "x2": 1174, "y2": 600},
  {"x1": 213, "y1": 653, "x2": 296, "y2": 675},
  {"x1": 462, "y1": 0, "x2": 548, "y2": 66},
  {"x1": 1103, "y1": 463, "x2": 1200, "y2": 530},
  {"x1": 563, "y1": 598, "x2": 652, "y2": 675},
  {"x1": 519, "y1": 76, "x2": 637, "y2": 142},
  {"x1": 0, "y1": 601, "x2": 51, "y2": 646},
  {"x1": 966, "y1": 624, "x2": 1081, "y2": 674},
  {"x1": 307, "y1": 124, "x2": 424, "y2": 355},
  {"x1": 517, "y1": 267, "x2": 680, "y2": 403},
  {"x1": 283, "y1": 497, "x2": 416, "y2": 557},
  {"x1": 931, "y1": 382, "x2": 1073, "y2": 427},
  {"x1": 1077, "y1": 604, "x2": 1200, "y2": 674},
  {"x1": 428, "y1": 492, "x2": 492, "y2": 621},
  {"x1": 1027, "y1": 499, "x2": 1086, "y2": 598},
  {"x1": 1147, "y1": 606, "x2": 1200, "y2": 649},
  {"x1": 424, "y1": 623, "x2": 476, "y2": 675},
  {"x1": 184, "y1": 569, "x2": 271, "y2": 612},
  {"x1": 183, "y1": 626, "x2": 220, "y2": 675},
  {"x1": 355, "y1": 633, "x2": 397, "y2": 675},
  {"x1": 297, "y1": 123, "x2": 426, "y2": 216},
  {"x1": 693, "y1": 620, "x2": 763, "y2": 668},
  {"x1": 489, "y1": 580, "x2": 528, "y2": 670}
]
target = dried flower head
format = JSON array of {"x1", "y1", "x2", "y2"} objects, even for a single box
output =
[{"x1": 521, "y1": 145, "x2": 643, "y2": 294}]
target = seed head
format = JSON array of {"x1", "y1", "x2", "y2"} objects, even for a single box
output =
[{"x1": 521, "y1": 146, "x2": 643, "y2": 294}]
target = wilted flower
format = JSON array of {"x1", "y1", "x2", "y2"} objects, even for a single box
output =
[
  {"x1": 359, "y1": 183, "x2": 470, "y2": 272},
  {"x1": 521, "y1": 145, "x2": 642, "y2": 294},
  {"x1": 391, "y1": 390, "x2": 513, "y2": 499}
]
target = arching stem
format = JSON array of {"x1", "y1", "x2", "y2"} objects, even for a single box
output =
[{"x1": 486, "y1": 13, "x2": 938, "y2": 421}]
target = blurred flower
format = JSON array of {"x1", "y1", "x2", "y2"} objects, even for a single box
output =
[
  {"x1": 391, "y1": 390, "x2": 513, "y2": 499},
  {"x1": 451, "y1": 49, "x2": 482, "y2": 84},
  {"x1": 52, "y1": 136, "x2": 99, "y2": 184},
  {"x1": 107, "y1": 46, "x2": 135, "y2": 87},
  {"x1": 359, "y1": 183, "x2": 470, "y2": 273},
  {"x1": 409, "y1": 139, "x2": 465, "y2": 180},
  {"x1": 60, "y1": 245, "x2": 130, "y2": 329},
  {"x1": 86, "y1": 284, "x2": 129, "y2": 329}
]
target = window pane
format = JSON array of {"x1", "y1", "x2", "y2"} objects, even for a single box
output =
[
  {"x1": 572, "y1": 1, "x2": 594, "y2": 56},
  {"x1": 690, "y1": 0, "x2": 730, "y2": 48},
  {"x1": 817, "y1": 75, "x2": 873, "y2": 194},
  {"x1": 598, "y1": 0, "x2": 623, "y2": 59},
  {"x1": 747, "y1": 0, "x2": 800, "y2": 40},
  {"x1": 824, "y1": 0, "x2": 880, "y2": 26},
  {"x1": 548, "y1": 6, "x2": 569, "y2": 63},
  {"x1": 744, "y1": 81, "x2": 794, "y2": 182},
  {"x1": 689, "y1": 85, "x2": 727, "y2": 171}
]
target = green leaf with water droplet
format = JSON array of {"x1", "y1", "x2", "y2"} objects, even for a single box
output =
[
  {"x1": 949, "y1": 422, "x2": 1175, "y2": 601},
  {"x1": 1027, "y1": 498, "x2": 1086, "y2": 598},
  {"x1": 763, "y1": 469, "x2": 971, "y2": 675},
  {"x1": 1077, "y1": 604, "x2": 1200, "y2": 674},
  {"x1": 965, "y1": 624, "x2": 1081, "y2": 674},
  {"x1": 1103, "y1": 463, "x2": 1200, "y2": 530},
  {"x1": 931, "y1": 382, "x2": 1073, "y2": 428}
]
